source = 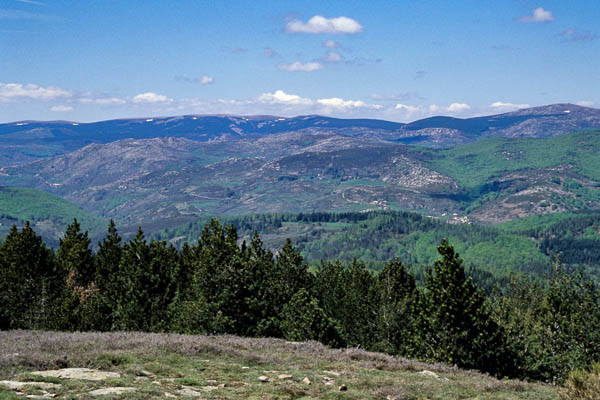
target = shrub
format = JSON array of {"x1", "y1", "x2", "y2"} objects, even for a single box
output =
[{"x1": 560, "y1": 362, "x2": 600, "y2": 400}]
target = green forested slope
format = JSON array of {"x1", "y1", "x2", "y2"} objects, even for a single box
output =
[{"x1": 0, "y1": 186, "x2": 106, "y2": 246}]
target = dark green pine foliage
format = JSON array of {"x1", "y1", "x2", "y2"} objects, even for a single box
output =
[
  {"x1": 54, "y1": 218, "x2": 96, "y2": 330},
  {"x1": 280, "y1": 288, "x2": 344, "y2": 347},
  {"x1": 373, "y1": 259, "x2": 421, "y2": 356},
  {"x1": 313, "y1": 259, "x2": 377, "y2": 347},
  {"x1": 496, "y1": 263, "x2": 600, "y2": 383},
  {"x1": 238, "y1": 232, "x2": 277, "y2": 337},
  {"x1": 93, "y1": 220, "x2": 123, "y2": 331},
  {"x1": 0, "y1": 222, "x2": 54, "y2": 329},
  {"x1": 171, "y1": 220, "x2": 242, "y2": 334},
  {"x1": 116, "y1": 227, "x2": 179, "y2": 331},
  {"x1": 420, "y1": 239, "x2": 503, "y2": 373},
  {"x1": 266, "y1": 238, "x2": 314, "y2": 336}
]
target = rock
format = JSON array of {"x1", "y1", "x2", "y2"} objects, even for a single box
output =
[
  {"x1": 278, "y1": 374, "x2": 293, "y2": 380},
  {"x1": 323, "y1": 376, "x2": 335, "y2": 382},
  {"x1": 419, "y1": 370, "x2": 440, "y2": 379},
  {"x1": 217, "y1": 383, "x2": 226, "y2": 388},
  {"x1": 31, "y1": 368, "x2": 120, "y2": 381},
  {"x1": 302, "y1": 377, "x2": 311, "y2": 385},
  {"x1": 139, "y1": 370, "x2": 154, "y2": 377},
  {"x1": 164, "y1": 393, "x2": 177, "y2": 398},
  {"x1": 26, "y1": 395, "x2": 56, "y2": 399},
  {"x1": 241, "y1": 366, "x2": 250, "y2": 370},
  {"x1": 152, "y1": 380, "x2": 161, "y2": 385},
  {"x1": 176, "y1": 387, "x2": 203, "y2": 397},
  {"x1": 89, "y1": 387, "x2": 136, "y2": 396},
  {"x1": 0, "y1": 381, "x2": 61, "y2": 390},
  {"x1": 323, "y1": 370, "x2": 341, "y2": 376},
  {"x1": 258, "y1": 376, "x2": 270, "y2": 382},
  {"x1": 201, "y1": 385, "x2": 219, "y2": 391},
  {"x1": 339, "y1": 384, "x2": 347, "y2": 391},
  {"x1": 206, "y1": 379, "x2": 217, "y2": 384}
]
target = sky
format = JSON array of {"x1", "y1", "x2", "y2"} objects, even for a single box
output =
[{"x1": 0, "y1": 0, "x2": 599, "y2": 123}]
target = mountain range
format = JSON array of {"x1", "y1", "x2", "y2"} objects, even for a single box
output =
[{"x1": 1, "y1": 103, "x2": 600, "y2": 242}]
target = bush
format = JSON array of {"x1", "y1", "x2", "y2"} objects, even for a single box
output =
[{"x1": 560, "y1": 362, "x2": 600, "y2": 400}]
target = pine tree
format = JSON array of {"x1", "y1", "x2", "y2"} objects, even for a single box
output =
[
  {"x1": 419, "y1": 239, "x2": 503, "y2": 373},
  {"x1": 0, "y1": 222, "x2": 54, "y2": 329},
  {"x1": 280, "y1": 288, "x2": 344, "y2": 347},
  {"x1": 373, "y1": 259, "x2": 420, "y2": 356},
  {"x1": 54, "y1": 218, "x2": 96, "y2": 330},
  {"x1": 93, "y1": 220, "x2": 123, "y2": 331}
]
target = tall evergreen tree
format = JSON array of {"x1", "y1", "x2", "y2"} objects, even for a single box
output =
[
  {"x1": 419, "y1": 239, "x2": 504, "y2": 374},
  {"x1": 0, "y1": 222, "x2": 54, "y2": 329},
  {"x1": 373, "y1": 259, "x2": 421, "y2": 355},
  {"x1": 93, "y1": 220, "x2": 123, "y2": 331},
  {"x1": 54, "y1": 218, "x2": 95, "y2": 330}
]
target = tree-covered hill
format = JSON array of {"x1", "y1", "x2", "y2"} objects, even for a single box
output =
[{"x1": 0, "y1": 186, "x2": 105, "y2": 247}]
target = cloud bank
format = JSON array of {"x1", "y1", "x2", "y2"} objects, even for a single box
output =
[{"x1": 286, "y1": 15, "x2": 363, "y2": 34}]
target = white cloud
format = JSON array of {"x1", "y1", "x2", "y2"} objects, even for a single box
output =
[
  {"x1": 79, "y1": 97, "x2": 126, "y2": 105},
  {"x1": 132, "y1": 92, "x2": 172, "y2": 103},
  {"x1": 50, "y1": 105, "x2": 73, "y2": 112},
  {"x1": 490, "y1": 101, "x2": 530, "y2": 110},
  {"x1": 519, "y1": 7, "x2": 554, "y2": 23},
  {"x1": 0, "y1": 82, "x2": 71, "y2": 101},
  {"x1": 447, "y1": 103, "x2": 471, "y2": 113},
  {"x1": 324, "y1": 39, "x2": 338, "y2": 48},
  {"x1": 258, "y1": 90, "x2": 313, "y2": 105},
  {"x1": 395, "y1": 103, "x2": 422, "y2": 115},
  {"x1": 286, "y1": 15, "x2": 363, "y2": 34},
  {"x1": 317, "y1": 97, "x2": 382, "y2": 110},
  {"x1": 277, "y1": 61, "x2": 323, "y2": 72},
  {"x1": 429, "y1": 103, "x2": 471, "y2": 114},
  {"x1": 324, "y1": 51, "x2": 343, "y2": 63},
  {"x1": 201, "y1": 75, "x2": 214, "y2": 85},
  {"x1": 576, "y1": 100, "x2": 594, "y2": 107}
]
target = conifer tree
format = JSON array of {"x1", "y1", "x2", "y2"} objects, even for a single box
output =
[
  {"x1": 93, "y1": 220, "x2": 123, "y2": 330},
  {"x1": 54, "y1": 218, "x2": 95, "y2": 330},
  {"x1": 419, "y1": 239, "x2": 503, "y2": 373},
  {"x1": 0, "y1": 222, "x2": 54, "y2": 329},
  {"x1": 373, "y1": 259, "x2": 420, "y2": 355}
]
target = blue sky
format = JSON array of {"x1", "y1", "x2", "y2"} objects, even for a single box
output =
[{"x1": 0, "y1": 0, "x2": 598, "y2": 122}]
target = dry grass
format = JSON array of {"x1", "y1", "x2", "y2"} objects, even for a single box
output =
[{"x1": 0, "y1": 330, "x2": 558, "y2": 399}]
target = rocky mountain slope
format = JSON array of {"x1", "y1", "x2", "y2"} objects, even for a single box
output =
[
  {"x1": 2, "y1": 127, "x2": 600, "y2": 229},
  {"x1": 1, "y1": 103, "x2": 599, "y2": 166}
]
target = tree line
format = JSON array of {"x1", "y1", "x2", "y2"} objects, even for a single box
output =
[{"x1": 1, "y1": 218, "x2": 600, "y2": 384}]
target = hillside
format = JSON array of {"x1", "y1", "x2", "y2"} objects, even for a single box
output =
[
  {"x1": 2, "y1": 129, "x2": 600, "y2": 228},
  {"x1": 1, "y1": 104, "x2": 599, "y2": 167},
  {"x1": 0, "y1": 331, "x2": 557, "y2": 400},
  {"x1": 0, "y1": 186, "x2": 106, "y2": 247}
]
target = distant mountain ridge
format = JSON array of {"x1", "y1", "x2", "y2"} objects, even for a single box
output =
[{"x1": 1, "y1": 103, "x2": 599, "y2": 166}]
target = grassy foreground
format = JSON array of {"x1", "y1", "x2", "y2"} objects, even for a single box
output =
[{"x1": 0, "y1": 331, "x2": 557, "y2": 399}]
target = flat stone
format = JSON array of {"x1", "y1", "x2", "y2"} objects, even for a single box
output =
[
  {"x1": 323, "y1": 370, "x2": 341, "y2": 376},
  {"x1": 419, "y1": 370, "x2": 440, "y2": 379},
  {"x1": 25, "y1": 395, "x2": 55, "y2": 399},
  {"x1": 176, "y1": 387, "x2": 203, "y2": 397},
  {"x1": 258, "y1": 376, "x2": 270, "y2": 382},
  {"x1": 302, "y1": 377, "x2": 311, "y2": 385},
  {"x1": 0, "y1": 381, "x2": 62, "y2": 391},
  {"x1": 89, "y1": 387, "x2": 136, "y2": 396},
  {"x1": 278, "y1": 374, "x2": 293, "y2": 380},
  {"x1": 164, "y1": 393, "x2": 177, "y2": 398},
  {"x1": 31, "y1": 368, "x2": 119, "y2": 381}
]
